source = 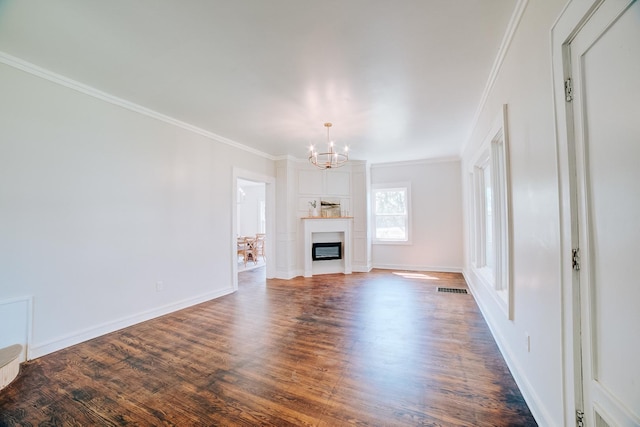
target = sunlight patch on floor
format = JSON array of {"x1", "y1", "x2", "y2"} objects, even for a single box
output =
[
  {"x1": 392, "y1": 272, "x2": 440, "y2": 280},
  {"x1": 238, "y1": 257, "x2": 266, "y2": 272}
]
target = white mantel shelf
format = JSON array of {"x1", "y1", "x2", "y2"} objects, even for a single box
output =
[
  {"x1": 301, "y1": 216, "x2": 354, "y2": 220},
  {"x1": 302, "y1": 217, "x2": 353, "y2": 277}
]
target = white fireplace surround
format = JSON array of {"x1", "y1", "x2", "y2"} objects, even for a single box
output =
[{"x1": 302, "y1": 218, "x2": 352, "y2": 277}]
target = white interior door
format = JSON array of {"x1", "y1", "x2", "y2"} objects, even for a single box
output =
[{"x1": 569, "y1": 0, "x2": 640, "y2": 425}]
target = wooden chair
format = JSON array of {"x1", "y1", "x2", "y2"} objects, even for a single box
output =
[
  {"x1": 237, "y1": 237, "x2": 247, "y2": 265},
  {"x1": 237, "y1": 237, "x2": 258, "y2": 266},
  {"x1": 254, "y1": 234, "x2": 266, "y2": 261}
]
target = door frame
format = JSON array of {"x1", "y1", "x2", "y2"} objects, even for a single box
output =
[
  {"x1": 232, "y1": 168, "x2": 276, "y2": 290},
  {"x1": 552, "y1": 0, "x2": 632, "y2": 424}
]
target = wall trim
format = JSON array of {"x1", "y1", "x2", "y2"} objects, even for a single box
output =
[
  {"x1": 275, "y1": 269, "x2": 303, "y2": 280},
  {"x1": 273, "y1": 154, "x2": 300, "y2": 162},
  {"x1": 352, "y1": 264, "x2": 373, "y2": 273},
  {"x1": 461, "y1": 0, "x2": 530, "y2": 157},
  {"x1": 277, "y1": 267, "x2": 374, "y2": 278},
  {"x1": 0, "y1": 51, "x2": 275, "y2": 161},
  {"x1": 372, "y1": 263, "x2": 462, "y2": 273},
  {"x1": 29, "y1": 287, "x2": 234, "y2": 360},
  {"x1": 462, "y1": 269, "x2": 554, "y2": 427},
  {"x1": 0, "y1": 296, "x2": 33, "y2": 361},
  {"x1": 370, "y1": 156, "x2": 460, "y2": 169}
]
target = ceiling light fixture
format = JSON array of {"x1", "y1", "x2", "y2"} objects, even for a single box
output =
[{"x1": 308, "y1": 122, "x2": 349, "y2": 169}]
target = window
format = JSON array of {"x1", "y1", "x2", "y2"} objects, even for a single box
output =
[
  {"x1": 470, "y1": 105, "x2": 512, "y2": 318},
  {"x1": 484, "y1": 165, "x2": 494, "y2": 270},
  {"x1": 372, "y1": 184, "x2": 411, "y2": 243}
]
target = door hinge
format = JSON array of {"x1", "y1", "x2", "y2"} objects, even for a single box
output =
[
  {"x1": 576, "y1": 409, "x2": 585, "y2": 427},
  {"x1": 565, "y1": 78, "x2": 573, "y2": 102},
  {"x1": 572, "y1": 248, "x2": 580, "y2": 271}
]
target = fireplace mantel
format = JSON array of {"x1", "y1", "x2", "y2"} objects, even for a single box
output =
[
  {"x1": 301, "y1": 216, "x2": 354, "y2": 220},
  {"x1": 302, "y1": 217, "x2": 352, "y2": 277}
]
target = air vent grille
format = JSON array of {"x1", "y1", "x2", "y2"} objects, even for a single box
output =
[{"x1": 437, "y1": 287, "x2": 468, "y2": 294}]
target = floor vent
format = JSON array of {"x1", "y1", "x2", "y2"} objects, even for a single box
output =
[{"x1": 437, "y1": 287, "x2": 468, "y2": 294}]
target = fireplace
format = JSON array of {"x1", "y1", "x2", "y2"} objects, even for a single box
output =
[
  {"x1": 302, "y1": 217, "x2": 352, "y2": 277},
  {"x1": 312, "y1": 242, "x2": 342, "y2": 261}
]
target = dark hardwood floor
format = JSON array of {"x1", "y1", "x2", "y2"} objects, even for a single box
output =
[{"x1": 0, "y1": 269, "x2": 536, "y2": 426}]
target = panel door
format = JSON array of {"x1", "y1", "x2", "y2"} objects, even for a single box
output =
[{"x1": 569, "y1": 0, "x2": 640, "y2": 425}]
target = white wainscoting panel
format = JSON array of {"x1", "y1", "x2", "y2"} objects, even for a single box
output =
[{"x1": 0, "y1": 296, "x2": 32, "y2": 361}]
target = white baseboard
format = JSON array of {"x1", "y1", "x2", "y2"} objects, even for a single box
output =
[
  {"x1": 277, "y1": 264, "x2": 457, "y2": 277},
  {"x1": 352, "y1": 264, "x2": 373, "y2": 273},
  {"x1": 275, "y1": 269, "x2": 303, "y2": 280},
  {"x1": 462, "y1": 269, "x2": 554, "y2": 427},
  {"x1": 29, "y1": 287, "x2": 234, "y2": 360},
  {"x1": 372, "y1": 263, "x2": 462, "y2": 273}
]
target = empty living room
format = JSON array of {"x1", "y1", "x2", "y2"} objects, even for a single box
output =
[{"x1": 1, "y1": 0, "x2": 638, "y2": 426}]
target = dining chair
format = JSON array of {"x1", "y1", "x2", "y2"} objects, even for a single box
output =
[
  {"x1": 254, "y1": 234, "x2": 266, "y2": 261},
  {"x1": 237, "y1": 237, "x2": 258, "y2": 266}
]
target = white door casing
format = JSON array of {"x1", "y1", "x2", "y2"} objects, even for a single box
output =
[
  {"x1": 232, "y1": 168, "x2": 276, "y2": 290},
  {"x1": 557, "y1": 0, "x2": 640, "y2": 425}
]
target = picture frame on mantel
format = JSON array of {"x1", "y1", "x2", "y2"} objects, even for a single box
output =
[{"x1": 320, "y1": 199, "x2": 341, "y2": 217}]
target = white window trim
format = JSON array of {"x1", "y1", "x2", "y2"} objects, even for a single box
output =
[
  {"x1": 472, "y1": 152, "x2": 491, "y2": 269},
  {"x1": 371, "y1": 182, "x2": 412, "y2": 245},
  {"x1": 469, "y1": 105, "x2": 512, "y2": 319}
]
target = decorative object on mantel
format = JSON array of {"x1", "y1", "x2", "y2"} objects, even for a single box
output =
[
  {"x1": 321, "y1": 199, "x2": 341, "y2": 217},
  {"x1": 308, "y1": 122, "x2": 349, "y2": 169},
  {"x1": 308, "y1": 200, "x2": 318, "y2": 217},
  {"x1": 302, "y1": 216, "x2": 353, "y2": 219}
]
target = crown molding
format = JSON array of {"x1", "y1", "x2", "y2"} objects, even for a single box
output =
[
  {"x1": 460, "y1": 0, "x2": 529, "y2": 157},
  {"x1": 370, "y1": 156, "x2": 460, "y2": 169},
  {"x1": 273, "y1": 154, "x2": 299, "y2": 162},
  {"x1": 0, "y1": 51, "x2": 276, "y2": 161}
]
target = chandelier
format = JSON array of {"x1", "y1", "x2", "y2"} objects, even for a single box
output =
[{"x1": 308, "y1": 122, "x2": 349, "y2": 169}]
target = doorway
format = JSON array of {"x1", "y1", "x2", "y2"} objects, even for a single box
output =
[
  {"x1": 236, "y1": 178, "x2": 266, "y2": 272},
  {"x1": 232, "y1": 168, "x2": 275, "y2": 291}
]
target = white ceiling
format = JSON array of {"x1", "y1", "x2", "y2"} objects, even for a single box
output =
[{"x1": 0, "y1": 0, "x2": 516, "y2": 164}]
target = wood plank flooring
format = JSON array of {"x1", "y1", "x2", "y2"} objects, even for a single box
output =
[{"x1": 0, "y1": 269, "x2": 536, "y2": 426}]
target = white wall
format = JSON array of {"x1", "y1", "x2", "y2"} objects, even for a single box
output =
[
  {"x1": 0, "y1": 61, "x2": 275, "y2": 358},
  {"x1": 461, "y1": 0, "x2": 568, "y2": 425},
  {"x1": 370, "y1": 159, "x2": 463, "y2": 272}
]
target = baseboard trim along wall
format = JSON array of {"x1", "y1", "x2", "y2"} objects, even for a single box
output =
[
  {"x1": 275, "y1": 269, "x2": 303, "y2": 280},
  {"x1": 29, "y1": 287, "x2": 234, "y2": 360},
  {"x1": 372, "y1": 264, "x2": 462, "y2": 273},
  {"x1": 352, "y1": 264, "x2": 373, "y2": 273},
  {"x1": 462, "y1": 269, "x2": 553, "y2": 427}
]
